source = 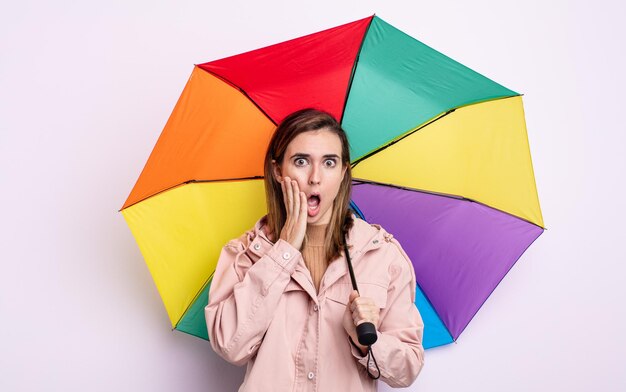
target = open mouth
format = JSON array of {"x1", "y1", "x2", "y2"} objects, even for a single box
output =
[{"x1": 307, "y1": 194, "x2": 321, "y2": 217}]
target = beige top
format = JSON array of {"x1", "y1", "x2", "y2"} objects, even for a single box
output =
[{"x1": 301, "y1": 223, "x2": 329, "y2": 292}]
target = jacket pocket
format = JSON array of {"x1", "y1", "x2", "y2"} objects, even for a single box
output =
[{"x1": 325, "y1": 282, "x2": 388, "y2": 309}]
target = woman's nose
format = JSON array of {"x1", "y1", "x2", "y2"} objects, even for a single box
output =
[{"x1": 309, "y1": 165, "x2": 321, "y2": 185}]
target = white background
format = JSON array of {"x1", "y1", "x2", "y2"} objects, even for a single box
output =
[{"x1": 1, "y1": 0, "x2": 624, "y2": 390}]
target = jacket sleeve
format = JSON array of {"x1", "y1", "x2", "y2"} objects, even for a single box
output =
[
  {"x1": 348, "y1": 238, "x2": 425, "y2": 387},
  {"x1": 205, "y1": 237, "x2": 302, "y2": 366}
]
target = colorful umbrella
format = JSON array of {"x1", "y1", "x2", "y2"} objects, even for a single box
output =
[{"x1": 120, "y1": 14, "x2": 545, "y2": 349}]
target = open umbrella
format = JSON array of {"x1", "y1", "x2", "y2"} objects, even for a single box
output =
[{"x1": 120, "y1": 14, "x2": 545, "y2": 349}]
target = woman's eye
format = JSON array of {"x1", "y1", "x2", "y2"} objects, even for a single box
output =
[
  {"x1": 324, "y1": 159, "x2": 336, "y2": 167},
  {"x1": 295, "y1": 158, "x2": 307, "y2": 166}
]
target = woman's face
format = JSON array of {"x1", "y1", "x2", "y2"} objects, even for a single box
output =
[{"x1": 273, "y1": 127, "x2": 347, "y2": 226}]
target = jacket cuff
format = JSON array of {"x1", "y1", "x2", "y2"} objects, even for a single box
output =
[
  {"x1": 266, "y1": 239, "x2": 301, "y2": 274},
  {"x1": 349, "y1": 331, "x2": 391, "y2": 378},
  {"x1": 348, "y1": 336, "x2": 367, "y2": 358}
]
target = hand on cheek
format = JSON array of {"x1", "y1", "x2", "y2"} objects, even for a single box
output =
[{"x1": 278, "y1": 176, "x2": 308, "y2": 250}]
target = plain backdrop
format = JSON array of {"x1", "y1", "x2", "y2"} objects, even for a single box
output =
[{"x1": 1, "y1": 0, "x2": 624, "y2": 391}]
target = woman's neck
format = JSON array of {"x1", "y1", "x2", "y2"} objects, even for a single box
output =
[{"x1": 305, "y1": 223, "x2": 328, "y2": 246}]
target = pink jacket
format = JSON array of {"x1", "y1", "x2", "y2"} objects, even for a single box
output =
[{"x1": 205, "y1": 214, "x2": 425, "y2": 391}]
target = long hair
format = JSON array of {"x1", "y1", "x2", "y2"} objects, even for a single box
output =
[{"x1": 263, "y1": 108, "x2": 354, "y2": 263}]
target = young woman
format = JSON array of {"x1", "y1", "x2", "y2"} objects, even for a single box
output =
[{"x1": 205, "y1": 108, "x2": 425, "y2": 391}]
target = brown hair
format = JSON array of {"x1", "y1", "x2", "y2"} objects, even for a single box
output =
[{"x1": 263, "y1": 108, "x2": 355, "y2": 262}]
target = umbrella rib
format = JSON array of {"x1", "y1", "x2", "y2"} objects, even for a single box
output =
[
  {"x1": 193, "y1": 65, "x2": 277, "y2": 126},
  {"x1": 352, "y1": 178, "x2": 465, "y2": 200},
  {"x1": 351, "y1": 109, "x2": 455, "y2": 168},
  {"x1": 338, "y1": 14, "x2": 376, "y2": 124},
  {"x1": 119, "y1": 176, "x2": 266, "y2": 211},
  {"x1": 351, "y1": 178, "x2": 547, "y2": 230},
  {"x1": 351, "y1": 94, "x2": 523, "y2": 168},
  {"x1": 174, "y1": 271, "x2": 215, "y2": 331},
  {"x1": 185, "y1": 176, "x2": 265, "y2": 184}
]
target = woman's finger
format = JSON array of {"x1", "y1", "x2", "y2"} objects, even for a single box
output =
[
  {"x1": 353, "y1": 312, "x2": 373, "y2": 325},
  {"x1": 280, "y1": 178, "x2": 287, "y2": 212},
  {"x1": 300, "y1": 191, "x2": 307, "y2": 224},
  {"x1": 280, "y1": 179, "x2": 291, "y2": 229},
  {"x1": 353, "y1": 315, "x2": 367, "y2": 326},
  {"x1": 292, "y1": 180, "x2": 300, "y2": 222},
  {"x1": 351, "y1": 300, "x2": 380, "y2": 328},
  {"x1": 352, "y1": 297, "x2": 375, "y2": 309},
  {"x1": 285, "y1": 176, "x2": 293, "y2": 218},
  {"x1": 295, "y1": 180, "x2": 307, "y2": 229}
]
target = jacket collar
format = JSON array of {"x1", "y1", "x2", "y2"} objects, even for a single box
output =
[
  {"x1": 248, "y1": 213, "x2": 394, "y2": 299},
  {"x1": 249, "y1": 213, "x2": 390, "y2": 254}
]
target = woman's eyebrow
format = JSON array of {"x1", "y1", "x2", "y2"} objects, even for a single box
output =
[{"x1": 290, "y1": 153, "x2": 340, "y2": 159}]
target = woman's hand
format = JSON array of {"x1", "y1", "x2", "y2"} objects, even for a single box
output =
[
  {"x1": 342, "y1": 290, "x2": 381, "y2": 355},
  {"x1": 279, "y1": 176, "x2": 308, "y2": 251}
]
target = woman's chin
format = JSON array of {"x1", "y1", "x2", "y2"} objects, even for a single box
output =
[{"x1": 307, "y1": 212, "x2": 321, "y2": 223}]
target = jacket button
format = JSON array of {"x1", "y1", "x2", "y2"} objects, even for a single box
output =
[
  {"x1": 307, "y1": 372, "x2": 314, "y2": 380},
  {"x1": 253, "y1": 243, "x2": 261, "y2": 250},
  {"x1": 313, "y1": 304, "x2": 318, "y2": 311},
  {"x1": 282, "y1": 252, "x2": 291, "y2": 260}
]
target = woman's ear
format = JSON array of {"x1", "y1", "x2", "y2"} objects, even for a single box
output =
[{"x1": 271, "y1": 159, "x2": 283, "y2": 182}]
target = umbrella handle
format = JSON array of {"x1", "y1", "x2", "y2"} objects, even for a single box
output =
[
  {"x1": 343, "y1": 231, "x2": 380, "y2": 379},
  {"x1": 356, "y1": 322, "x2": 378, "y2": 346},
  {"x1": 343, "y1": 233, "x2": 378, "y2": 346}
]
